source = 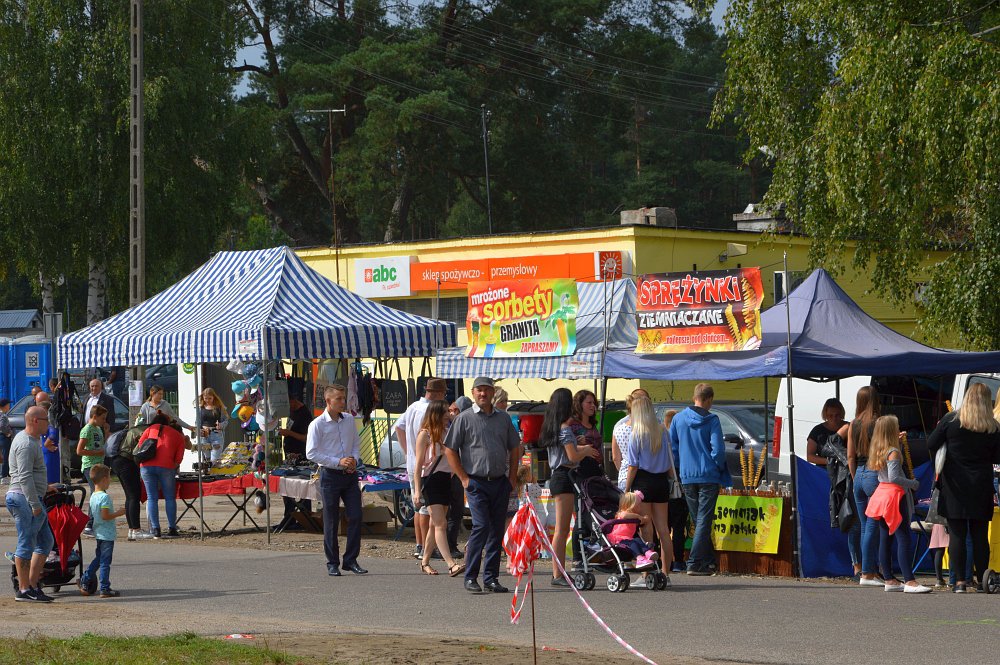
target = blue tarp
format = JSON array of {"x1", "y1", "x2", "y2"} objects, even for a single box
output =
[
  {"x1": 796, "y1": 457, "x2": 934, "y2": 578},
  {"x1": 604, "y1": 268, "x2": 1000, "y2": 380}
]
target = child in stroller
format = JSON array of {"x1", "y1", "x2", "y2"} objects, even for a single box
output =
[
  {"x1": 608, "y1": 491, "x2": 660, "y2": 569},
  {"x1": 571, "y1": 474, "x2": 670, "y2": 592}
]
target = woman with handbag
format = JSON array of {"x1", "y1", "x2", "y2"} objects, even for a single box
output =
[
  {"x1": 540, "y1": 388, "x2": 602, "y2": 587},
  {"x1": 414, "y1": 400, "x2": 464, "y2": 578},
  {"x1": 196, "y1": 388, "x2": 229, "y2": 463},
  {"x1": 624, "y1": 395, "x2": 677, "y2": 583},
  {"x1": 137, "y1": 413, "x2": 187, "y2": 539},
  {"x1": 839, "y1": 386, "x2": 881, "y2": 587},
  {"x1": 928, "y1": 382, "x2": 1000, "y2": 593}
]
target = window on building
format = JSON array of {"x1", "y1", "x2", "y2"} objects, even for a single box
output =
[
  {"x1": 437, "y1": 297, "x2": 468, "y2": 326},
  {"x1": 381, "y1": 298, "x2": 433, "y2": 319}
]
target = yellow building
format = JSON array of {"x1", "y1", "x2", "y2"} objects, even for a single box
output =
[{"x1": 296, "y1": 225, "x2": 941, "y2": 404}]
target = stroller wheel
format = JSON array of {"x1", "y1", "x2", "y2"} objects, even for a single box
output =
[
  {"x1": 10, "y1": 570, "x2": 18, "y2": 593},
  {"x1": 585, "y1": 573, "x2": 596, "y2": 590},
  {"x1": 606, "y1": 575, "x2": 623, "y2": 592},
  {"x1": 621, "y1": 573, "x2": 631, "y2": 591},
  {"x1": 984, "y1": 569, "x2": 998, "y2": 595},
  {"x1": 572, "y1": 572, "x2": 589, "y2": 591},
  {"x1": 51, "y1": 586, "x2": 61, "y2": 593},
  {"x1": 645, "y1": 574, "x2": 657, "y2": 590},
  {"x1": 655, "y1": 572, "x2": 669, "y2": 590}
]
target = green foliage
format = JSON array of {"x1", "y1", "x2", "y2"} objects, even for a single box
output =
[{"x1": 717, "y1": 0, "x2": 1000, "y2": 347}]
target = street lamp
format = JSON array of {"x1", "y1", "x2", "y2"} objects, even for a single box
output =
[{"x1": 306, "y1": 108, "x2": 347, "y2": 284}]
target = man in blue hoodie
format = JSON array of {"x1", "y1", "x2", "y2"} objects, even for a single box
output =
[{"x1": 670, "y1": 383, "x2": 731, "y2": 576}]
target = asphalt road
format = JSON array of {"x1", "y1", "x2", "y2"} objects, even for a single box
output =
[{"x1": 2, "y1": 531, "x2": 998, "y2": 665}]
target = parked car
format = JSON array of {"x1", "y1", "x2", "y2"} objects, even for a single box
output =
[{"x1": 144, "y1": 363, "x2": 178, "y2": 396}]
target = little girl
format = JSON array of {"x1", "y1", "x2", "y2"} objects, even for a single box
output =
[
  {"x1": 864, "y1": 415, "x2": 932, "y2": 593},
  {"x1": 505, "y1": 464, "x2": 533, "y2": 527},
  {"x1": 608, "y1": 491, "x2": 660, "y2": 569}
]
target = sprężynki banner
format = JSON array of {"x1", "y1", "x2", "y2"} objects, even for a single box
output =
[
  {"x1": 466, "y1": 279, "x2": 578, "y2": 358},
  {"x1": 635, "y1": 268, "x2": 763, "y2": 354}
]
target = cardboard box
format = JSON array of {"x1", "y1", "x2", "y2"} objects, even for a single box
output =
[{"x1": 337, "y1": 504, "x2": 392, "y2": 536}]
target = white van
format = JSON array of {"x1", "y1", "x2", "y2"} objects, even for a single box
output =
[{"x1": 774, "y1": 373, "x2": 1000, "y2": 477}]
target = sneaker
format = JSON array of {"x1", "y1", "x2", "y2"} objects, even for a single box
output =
[
  {"x1": 954, "y1": 582, "x2": 968, "y2": 594},
  {"x1": 550, "y1": 576, "x2": 570, "y2": 587},
  {"x1": 412, "y1": 545, "x2": 423, "y2": 559},
  {"x1": 14, "y1": 588, "x2": 31, "y2": 602},
  {"x1": 4, "y1": 551, "x2": 15, "y2": 564},
  {"x1": 859, "y1": 576, "x2": 883, "y2": 587},
  {"x1": 82, "y1": 527, "x2": 94, "y2": 538},
  {"x1": 133, "y1": 530, "x2": 154, "y2": 540},
  {"x1": 884, "y1": 582, "x2": 904, "y2": 592},
  {"x1": 903, "y1": 583, "x2": 932, "y2": 594},
  {"x1": 935, "y1": 578, "x2": 946, "y2": 588},
  {"x1": 686, "y1": 567, "x2": 713, "y2": 576},
  {"x1": 99, "y1": 589, "x2": 121, "y2": 598},
  {"x1": 164, "y1": 528, "x2": 180, "y2": 539},
  {"x1": 33, "y1": 587, "x2": 54, "y2": 602},
  {"x1": 646, "y1": 551, "x2": 660, "y2": 563},
  {"x1": 78, "y1": 578, "x2": 93, "y2": 597},
  {"x1": 151, "y1": 528, "x2": 162, "y2": 539},
  {"x1": 670, "y1": 562, "x2": 685, "y2": 573},
  {"x1": 127, "y1": 530, "x2": 136, "y2": 542},
  {"x1": 430, "y1": 549, "x2": 444, "y2": 560}
]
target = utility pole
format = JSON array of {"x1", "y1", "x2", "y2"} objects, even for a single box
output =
[
  {"x1": 128, "y1": 0, "x2": 145, "y2": 427},
  {"x1": 306, "y1": 108, "x2": 347, "y2": 284},
  {"x1": 481, "y1": 104, "x2": 493, "y2": 234}
]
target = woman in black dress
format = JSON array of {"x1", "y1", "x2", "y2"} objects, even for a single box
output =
[{"x1": 927, "y1": 382, "x2": 1000, "y2": 593}]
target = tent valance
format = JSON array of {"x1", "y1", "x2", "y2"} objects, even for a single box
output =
[
  {"x1": 58, "y1": 247, "x2": 457, "y2": 367},
  {"x1": 435, "y1": 280, "x2": 636, "y2": 379}
]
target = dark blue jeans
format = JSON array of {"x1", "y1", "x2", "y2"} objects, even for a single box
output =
[
  {"x1": 83, "y1": 539, "x2": 115, "y2": 592},
  {"x1": 464, "y1": 476, "x2": 511, "y2": 585},
  {"x1": 320, "y1": 468, "x2": 362, "y2": 568},
  {"x1": 853, "y1": 465, "x2": 880, "y2": 575},
  {"x1": 683, "y1": 483, "x2": 720, "y2": 572},
  {"x1": 877, "y1": 496, "x2": 914, "y2": 583}
]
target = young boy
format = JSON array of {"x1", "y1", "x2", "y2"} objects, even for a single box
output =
[{"x1": 79, "y1": 464, "x2": 124, "y2": 598}]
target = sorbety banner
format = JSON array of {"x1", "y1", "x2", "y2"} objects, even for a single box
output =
[
  {"x1": 635, "y1": 267, "x2": 764, "y2": 354},
  {"x1": 711, "y1": 494, "x2": 783, "y2": 554},
  {"x1": 466, "y1": 279, "x2": 578, "y2": 358}
]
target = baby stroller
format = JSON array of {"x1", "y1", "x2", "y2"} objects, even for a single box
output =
[
  {"x1": 570, "y1": 473, "x2": 670, "y2": 593},
  {"x1": 981, "y1": 466, "x2": 1000, "y2": 594},
  {"x1": 9, "y1": 484, "x2": 87, "y2": 595}
]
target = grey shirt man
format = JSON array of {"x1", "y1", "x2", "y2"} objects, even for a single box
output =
[
  {"x1": 8, "y1": 430, "x2": 48, "y2": 512},
  {"x1": 444, "y1": 403, "x2": 520, "y2": 478}
]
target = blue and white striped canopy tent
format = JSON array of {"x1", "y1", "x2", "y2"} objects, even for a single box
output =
[
  {"x1": 434, "y1": 280, "x2": 636, "y2": 380},
  {"x1": 58, "y1": 247, "x2": 457, "y2": 367}
]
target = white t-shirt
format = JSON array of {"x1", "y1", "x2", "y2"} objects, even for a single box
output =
[
  {"x1": 394, "y1": 397, "x2": 430, "y2": 474},
  {"x1": 612, "y1": 417, "x2": 633, "y2": 490}
]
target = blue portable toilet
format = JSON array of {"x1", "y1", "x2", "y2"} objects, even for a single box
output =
[
  {"x1": 9, "y1": 335, "x2": 53, "y2": 401},
  {"x1": 0, "y1": 337, "x2": 11, "y2": 401}
]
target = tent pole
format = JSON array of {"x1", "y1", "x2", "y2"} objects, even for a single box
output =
[
  {"x1": 195, "y1": 365, "x2": 205, "y2": 541},
  {"x1": 783, "y1": 251, "x2": 801, "y2": 577},
  {"x1": 763, "y1": 377, "x2": 769, "y2": 483},
  {"x1": 262, "y1": 330, "x2": 272, "y2": 545}
]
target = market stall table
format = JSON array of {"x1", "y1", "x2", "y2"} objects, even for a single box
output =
[{"x1": 140, "y1": 474, "x2": 263, "y2": 534}]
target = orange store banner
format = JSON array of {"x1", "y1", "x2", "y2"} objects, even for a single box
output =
[
  {"x1": 410, "y1": 251, "x2": 628, "y2": 292},
  {"x1": 636, "y1": 268, "x2": 764, "y2": 354}
]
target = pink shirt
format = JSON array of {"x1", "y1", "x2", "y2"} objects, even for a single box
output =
[{"x1": 608, "y1": 514, "x2": 637, "y2": 545}]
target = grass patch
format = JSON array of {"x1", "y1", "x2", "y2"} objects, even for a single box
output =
[{"x1": 0, "y1": 632, "x2": 309, "y2": 665}]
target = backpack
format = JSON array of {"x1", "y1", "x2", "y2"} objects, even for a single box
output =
[
  {"x1": 133, "y1": 425, "x2": 163, "y2": 463},
  {"x1": 105, "y1": 428, "x2": 128, "y2": 459}
]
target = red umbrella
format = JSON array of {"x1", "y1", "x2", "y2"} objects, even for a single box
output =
[{"x1": 47, "y1": 502, "x2": 89, "y2": 574}]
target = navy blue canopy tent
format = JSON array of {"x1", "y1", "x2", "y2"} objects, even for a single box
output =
[{"x1": 603, "y1": 268, "x2": 1000, "y2": 381}]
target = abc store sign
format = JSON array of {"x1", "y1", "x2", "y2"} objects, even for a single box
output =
[{"x1": 354, "y1": 257, "x2": 412, "y2": 298}]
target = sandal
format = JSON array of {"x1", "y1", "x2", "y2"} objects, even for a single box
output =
[
  {"x1": 420, "y1": 563, "x2": 439, "y2": 576},
  {"x1": 448, "y1": 563, "x2": 466, "y2": 578}
]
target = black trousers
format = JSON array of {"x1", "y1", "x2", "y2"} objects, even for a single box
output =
[
  {"x1": 111, "y1": 456, "x2": 142, "y2": 530},
  {"x1": 447, "y1": 474, "x2": 465, "y2": 551},
  {"x1": 947, "y1": 517, "x2": 991, "y2": 584},
  {"x1": 668, "y1": 496, "x2": 689, "y2": 563},
  {"x1": 320, "y1": 468, "x2": 362, "y2": 568}
]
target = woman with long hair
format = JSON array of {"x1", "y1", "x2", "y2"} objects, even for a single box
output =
[
  {"x1": 624, "y1": 395, "x2": 676, "y2": 582},
  {"x1": 196, "y1": 388, "x2": 229, "y2": 462},
  {"x1": 140, "y1": 385, "x2": 194, "y2": 433},
  {"x1": 540, "y1": 388, "x2": 602, "y2": 587},
  {"x1": 929, "y1": 382, "x2": 1000, "y2": 593},
  {"x1": 839, "y1": 385, "x2": 882, "y2": 586},
  {"x1": 809, "y1": 398, "x2": 861, "y2": 575},
  {"x1": 566, "y1": 389, "x2": 604, "y2": 565},
  {"x1": 414, "y1": 400, "x2": 464, "y2": 577},
  {"x1": 612, "y1": 388, "x2": 650, "y2": 490},
  {"x1": 864, "y1": 415, "x2": 931, "y2": 593}
]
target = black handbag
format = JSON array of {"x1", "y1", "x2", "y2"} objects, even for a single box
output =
[
  {"x1": 837, "y1": 492, "x2": 857, "y2": 533},
  {"x1": 133, "y1": 425, "x2": 163, "y2": 463}
]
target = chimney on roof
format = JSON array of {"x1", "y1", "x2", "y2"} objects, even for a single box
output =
[{"x1": 620, "y1": 207, "x2": 677, "y2": 227}]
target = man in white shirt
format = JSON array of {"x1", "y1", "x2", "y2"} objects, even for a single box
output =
[
  {"x1": 394, "y1": 377, "x2": 447, "y2": 558},
  {"x1": 306, "y1": 385, "x2": 368, "y2": 577}
]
